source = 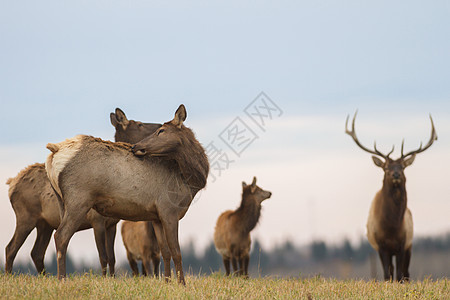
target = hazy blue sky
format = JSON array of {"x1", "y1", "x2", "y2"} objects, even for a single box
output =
[{"x1": 1, "y1": 1, "x2": 449, "y2": 267}]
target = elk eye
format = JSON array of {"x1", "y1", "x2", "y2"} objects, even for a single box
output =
[
  {"x1": 138, "y1": 123, "x2": 143, "y2": 127},
  {"x1": 157, "y1": 129, "x2": 165, "y2": 135}
]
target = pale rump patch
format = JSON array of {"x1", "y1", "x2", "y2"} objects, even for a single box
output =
[
  {"x1": 215, "y1": 246, "x2": 230, "y2": 257},
  {"x1": 404, "y1": 208, "x2": 413, "y2": 250},
  {"x1": 45, "y1": 135, "x2": 84, "y2": 198}
]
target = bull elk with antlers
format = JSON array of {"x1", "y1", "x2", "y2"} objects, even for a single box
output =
[{"x1": 345, "y1": 112, "x2": 437, "y2": 281}]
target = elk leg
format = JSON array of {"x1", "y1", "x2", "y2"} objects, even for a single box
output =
[
  {"x1": 232, "y1": 247, "x2": 242, "y2": 276},
  {"x1": 92, "y1": 224, "x2": 108, "y2": 276},
  {"x1": 222, "y1": 256, "x2": 231, "y2": 276},
  {"x1": 231, "y1": 257, "x2": 238, "y2": 275},
  {"x1": 126, "y1": 251, "x2": 139, "y2": 276},
  {"x1": 141, "y1": 262, "x2": 148, "y2": 276},
  {"x1": 238, "y1": 257, "x2": 244, "y2": 276},
  {"x1": 152, "y1": 254, "x2": 161, "y2": 277},
  {"x1": 105, "y1": 224, "x2": 117, "y2": 276},
  {"x1": 31, "y1": 223, "x2": 53, "y2": 274},
  {"x1": 243, "y1": 254, "x2": 250, "y2": 277},
  {"x1": 54, "y1": 204, "x2": 90, "y2": 280},
  {"x1": 388, "y1": 256, "x2": 394, "y2": 281},
  {"x1": 5, "y1": 222, "x2": 35, "y2": 273},
  {"x1": 403, "y1": 247, "x2": 411, "y2": 281},
  {"x1": 153, "y1": 221, "x2": 172, "y2": 281},
  {"x1": 395, "y1": 249, "x2": 405, "y2": 282},
  {"x1": 378, "y1": 250, "x2": 393, "y2": 281},
  {"x1": 161, "y1": 218, "x2": 185, "y2": 285},
  {"x1": 142, "y1": 258, "x2": 152, "y2": 277}
]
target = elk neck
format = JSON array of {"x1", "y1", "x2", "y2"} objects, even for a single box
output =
[
  {"x1": 234, "y1": 190, "x2": 262, "y2": 233},
  {"x1": 380, "y1": 176, "x2": 407, "y2": 227},
  {"x1": 171, "y1": 132, "x2": 209, "y2": 196}
]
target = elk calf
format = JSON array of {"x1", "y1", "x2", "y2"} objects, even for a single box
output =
[
  {"x1": 213, "y1": 177, "x2": 271, "y2": 276},
  {"x1": 5, "y1": 108, "x2": 160, "y2": 275},
  {"x1": 345, "y1": 112, "x2": 437, "y2": 282},
  {"x1": 121, "y1": 221, "x2": 161, "y2": 276},
  {"x1": 45, "y1": 105, "x2": 208, "y2": 284}
]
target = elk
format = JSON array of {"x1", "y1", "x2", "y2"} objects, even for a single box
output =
[
  {"x1": 345, "y1": 112, "x2": 437, "y2": 282},
  {"x1": 45, "y1": 104, "x2": 209, "y2": 284},
  {"x1": 5, "y1": 108, "x2": 160, "y2": 275},
  {"x1": 110, "y1": 108, "x2": 161, "y2": 144},
  {"x1": 121, "y1": 221, "x2": 161, "y2": 276},
  {"x1": 213, "y1": 177, "x2": 272, "y2": 277}
]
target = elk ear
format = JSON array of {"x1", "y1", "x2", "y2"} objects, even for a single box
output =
[
  {"x1": 114, "y1": 108, "x2": 129, "y2": 129},
  {"x1": 242, "y1": 181, "x2": 247, "y2": 188},
  {"x1": 110, "y1": 113, "x2": 118, "y2": 127},
  {"x1": 403, "y1": 154, "x2": 416, "y2": 168},
  {"x1": 372, "y1": 156, "x2": 384, "y2": 168},
  {"x1": 250, "y1": 177, "x2": 257, "y2": 193},
  {"x1": 172, "y1": 104, "x2": 187, "y2": 128}
]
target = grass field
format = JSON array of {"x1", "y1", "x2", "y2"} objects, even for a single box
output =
[{"x1": 0, "y1": 273, "x2": 448, "y2": 299}]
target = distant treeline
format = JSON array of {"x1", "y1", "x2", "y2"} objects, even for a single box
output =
[
  {"x1": 181, "y1": 233, "x2": 450, "y2": 279},
  {"x1": 7, "y1": 233, "x2": 450, "y2": 280}
]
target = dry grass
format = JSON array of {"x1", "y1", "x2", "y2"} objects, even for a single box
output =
[{"x1": 0, "y1": 272, "x2": 448, "y2": 299}]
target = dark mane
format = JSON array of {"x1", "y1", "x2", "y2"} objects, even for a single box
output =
[
  {"x1": 234, "y1": 187, "x2": 262, "y2": 233},
  {"x1": 172, "y1": 127, "x2": 209, "y2": 193},
  {"x1": 381, "y1": 180, "x2": 407, "y2": 227}
]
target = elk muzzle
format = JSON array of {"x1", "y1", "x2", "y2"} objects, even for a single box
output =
[
  {"x1": 392, "y1": 172, "x2": 402, "y2": 186},
  {"x1": 263, "y1": 191, "x2": 272, "y2": 200},
  {"x1": 131, "y1": 145, "x2": 147, "y2": 157}
]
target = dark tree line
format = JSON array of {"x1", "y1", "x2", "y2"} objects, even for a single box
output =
[{"x1": 6, "y1": 233, "x2": 450, "y2": 278}]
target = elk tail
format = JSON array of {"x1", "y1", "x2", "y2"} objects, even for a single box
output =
[
  {"x1": 5, "y1": 178, "x2": 13, "y2": 185},
  {"x1": 46, "y1": 143, "x2": 60, "y2": 153}
]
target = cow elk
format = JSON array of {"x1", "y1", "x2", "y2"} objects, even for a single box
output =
[
  {"x1": 45, "y1": 104, "x2": 209, "y2": 284},
  {"x1": 121, "y1": 221, "x2": 161, "y2": 276},
  {"x1": 5, "y1": 108, "x2": 160, "y2": 275},
  {"x1": 110, "y1": 107, "x2": 161, "y2": 144},
  {"x1": 345, "y1": 112, "x2": 437, "y2": 282},
  {"x1": 213, "y1": 177, "x2": 272, "y2": 277}
]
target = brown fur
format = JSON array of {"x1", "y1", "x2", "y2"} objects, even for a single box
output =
[
  {"x1": 110, "y1": 107, "x2": 161, "y2": 144},
  {"x1": 5, "y1": 108, "x2": 161, "y2": 275},
  {"x1": 213, "y1": 177, "x2": 271, "y2": 276},
  {"x1": 346, "y1": 113, "x2": 437, "y2": 282},
  {"x1": 121, "y1": 221, "x2": 160, "y2": 276},
  {"x1": 46, "y1": 105, "x2": 209, "y2": 284},
  {"x1": 5, "y1": 163, "x2": 117, "y2": 275},
  {"x1": 366, "y1": 158, "x2": 414, "y2": 282}
]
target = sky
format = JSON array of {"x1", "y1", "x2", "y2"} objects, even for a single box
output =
[{"x1": 0, "y1": 1, "x2": 449, "y2": 267}]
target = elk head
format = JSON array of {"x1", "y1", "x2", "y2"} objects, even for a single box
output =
[
  {"x1": 242, "y1": 176, "x2": 272, "y2": 203},
  {"x1": 132, "y1": 104, "x2": 189, "y2": 157},
  {"x1": 110, "y1": 108, "x2": 162, "y2": 144},
  {"x1": 345, "y1": 112, "x2": 437, "y2": 188}
]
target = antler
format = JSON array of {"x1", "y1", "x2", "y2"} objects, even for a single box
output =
[
  {"x1": 401, "y1": 115, "x2": 437, "y2": 159},
  {"x1": 345, "y1": 111, "x2": 394, "y2": 159}
]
